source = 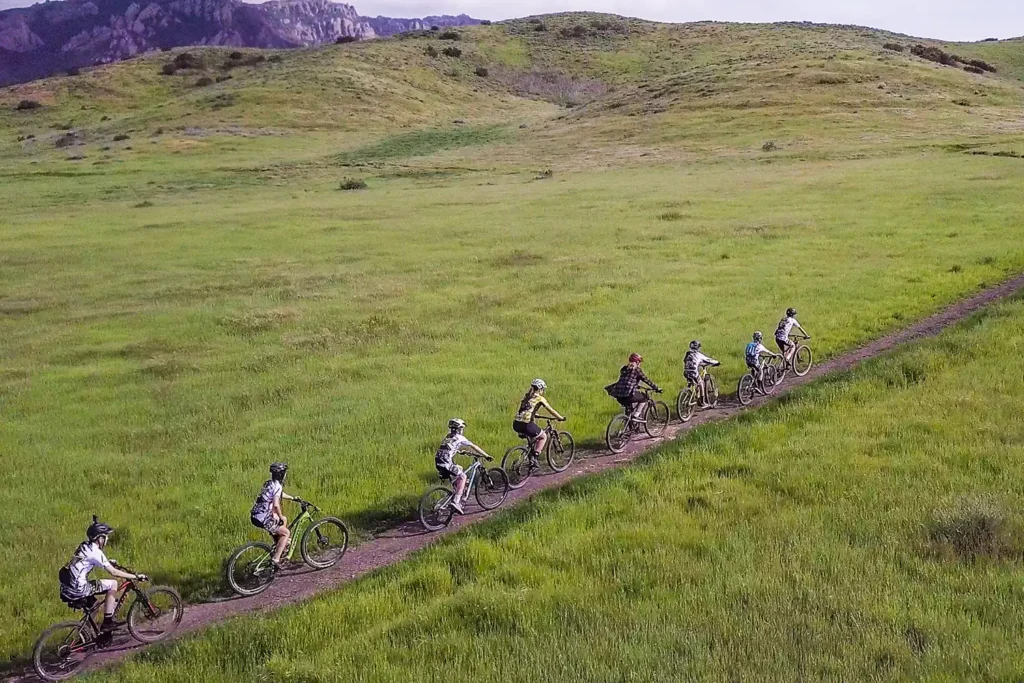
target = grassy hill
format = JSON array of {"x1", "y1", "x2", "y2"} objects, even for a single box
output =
[{"x1": 1, "y1": 15, "x2": 1024, "y2": 663}]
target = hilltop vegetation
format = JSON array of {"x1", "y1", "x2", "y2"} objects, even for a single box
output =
[{"x1": 1, "y1": 14, "x2": 1023, "y2": 664}]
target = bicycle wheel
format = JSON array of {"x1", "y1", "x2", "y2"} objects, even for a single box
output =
[
  {"x1": 475, "y1": 467, "x2": 510, "y2": 510},
  {"x1": 737, "y1": 374, "x2": 755, "y2": 406},
  {"x1": 501, "y1": 445, "x2": 532, "y2": 490},
  {"x1": 419, "y1": 486, "x2": 455, "y2": 531},
  {"x1": 127, "y1": 587, "x2": 183, "y2": 643},
  {"x1": 793, "y1": 345, "x2": 813, "y2": 377},
  {"x1": 605, "y1": 414, "x2": 631, "y2": 453},
  {"x1": 677, "y1": 388, "x2": 696, "y2": 422},
  {"x1": 546, "y1": 430, "x2": 576, "y2": 472},
  {"x1": 769, "y1": 355, "x2": 788, "y2": 385},
  {"x1": 645, "y1": 401, "x2": 670, "y2": 437},
  {"x1": 33, "y1": 621, "x2": 92, "y2": 681},
  {"x1": 226, "y1": 541, "x2": 276, "y2": 597},
  {"x1": 762, "y1": 365, "x2": 778, "y2": 395},
  {"x1": 301, "y1": 517, "x2": 349, "y2": 569},
  {"x1": 704, "y1": 375, "x2": 720, "y2": 408}
]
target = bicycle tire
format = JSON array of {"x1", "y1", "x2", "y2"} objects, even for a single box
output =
[
  {"x1": 301, "y1": 517, "x2": 349, "y2": 569},
  {"x1": 737, "y1": 374, "x2": 755, "y2": 406},
  {"x1": 501, "y1": 445, "x2": 532, "y2": 490},
  {"x1": 226, "y1": 541, "x2": 276, "y2": 597},
  {"x1": 793, "y1": 345, "x2": 813, "y2": 377},
  {"x1": 419, "y1": 485, "x2": 455, "y2": 531},
  {"x1": 762, "y1": 365, "x2": 778, "y2": 395},
  {"x1": 605, "y1": 414, "x2": 631, "y2": 453},
  {"x1": 546, "y1": 430, "x2": 575, "y2": 472},
  {"x1": 677, "y1": 388, "x2": 696, "y2": 422},
  {"x1": 645, "y1": 401, "x2": 670, "y2": 437},
  {"x1": 769, "y1": 354, "x2": 788, "y2": 385},
  {"x1": 704, "y1": 375, "x2": 720, "y2": 408},
  {"x1": 127, "y1": 586, "x2": 183, "y2": 643},
  {"x1": 475, "y1": 467, "x2": 510, "y2": 510},
  {"x1": 33, "y1": 621, "x2": 92, "y2": 682}
]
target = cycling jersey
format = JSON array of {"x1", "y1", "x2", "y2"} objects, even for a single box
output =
[
  {"x1": 515, "y1": 392, "x2": 553, "y2": 423},
  {"x1": 684, "y1": 350, "x2": 717, "y2": 376},
  {"x1": 606, "y1": 365, "x2": 657, "y2": 398},
  {"x1": 60, "y1": 541, "x2": 111, "y2": 598},
  {"x1": 435, "y1": 433, "x2": 476, "y2": 469},
  {"x1": 250, "y1": 480, "x2": 283, "y2": 525},
  {"x1": 745, "y1": 341, "x2": 770, "y2": 366},
  {"x1": 776, "y1": 316, "x2": 799, "y2": 341}
]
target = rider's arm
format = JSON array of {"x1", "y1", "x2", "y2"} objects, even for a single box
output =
[
  {"x1": 281, "y1": 492, "x2": 298, "y2": 502},
  {"x1": 460, "y1": 436, "x2": 492, "y2": 460},
  {"x1": 795, "y1": 321, "x2": 808, "y2": 335},
  {"x1": 538, "y1": 396, "x2": 565, "y2": 421},
  {"x1": 101, "y1": 560, "x2": 141, "y2": 581},
  {"x1": 637, "y1": 367, "x2": 660, "y2": 392},
  {"x1": 271, "y1": 490, "x2": 285, "y2": 521}
]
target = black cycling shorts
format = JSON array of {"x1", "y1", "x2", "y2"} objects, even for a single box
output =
[
  {"x1": 614, "y1": 391, "x2": 645, "y2": 409},
  {"x1": 776, "y1": 337, "x2": 794, "y2": 353},
  {"x1": 512, "y1": 420, "x2": 542, "y2": 439}
]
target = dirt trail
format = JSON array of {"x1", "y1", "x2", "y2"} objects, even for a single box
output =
[{"x1": 11, "y1": 273, "x2": 1024, "y2": 681}]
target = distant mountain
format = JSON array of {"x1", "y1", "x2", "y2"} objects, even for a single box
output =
[{"x1": 0, "y1": 0, "x2": 480, "y2": 86}]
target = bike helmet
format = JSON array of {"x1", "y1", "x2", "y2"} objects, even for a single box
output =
[
  {"x1": 86, "y1": 515, "x2": 114, "y2": 542},
  {"x1": 787, "y1": 307, "x2": 797, "y2": 317},
  {"x1": 689, "y1": 340, "x2": 701, "y2": 351},
  {"x1": 753, "y1": 331, "x2": 763, "y2": 342},
  {"x1": 628, "y1": 353, "x2": 643, "y2": 364},
  {"x1": 448, "y1": 418, "x2": 466, "y2": 433},
  {"x1": 531, "y1": 378, "x2": 546, "y2": 391},
  {"x1": 270, "y1": 462, "x2": 289, "y2": 481}
]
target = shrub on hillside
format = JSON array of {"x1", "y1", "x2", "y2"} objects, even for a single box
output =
[
  {"x1": 910, "y1": 44, "x2": 959, "y2": 67},
  {"x1": 112, "y1": 133, "x2": 130, "y2": 141},
  {"x1": 965, "y1": 58, "x2": 996, "y2": 72},
  {"x1": 335, "y1": 35, "x2": 358, "y2": 44},
  {"x1": 927, "y1": 496, "x2": 1021, "y2": 562},
  {"x1": 762, "y1": 140, "x2": 778, "y2": 152},
  {"x1": 480, "y1": 19, "x2": 492, "y2": 25},
  {"x1": 424, "y1": 45, "x2": 439, "y2": 58},
  {"x1": 474, "y1": 66, "x2": 489, "y2": 77},
  {"x1": 55, "y1": 132, "x2": 77, "y2": 148},
  {"x1": 590, "y1": 19, "x2": 625, "y2": 32},
  {"x1": 560, "y1": 24, "x2": 588, "y2": 38},
  {"x1": 533, "y1": 22, "x2": 547, "y2": 32},
  {"x1": 963, "y1": 65, "x2": 984, "y2": 74},
  {"x1": 229, "y1": 51, "x2": 244, "y2": 60},
  {"x1": 161, "y1": 62, "x2": 177, "y2": 76},
  {"x1": 66, "y1": 67, "x2": 81, "y2": 76},
  {"x1": 195, "y1": 76, "x2": 214, "y2": 87},
  {"x1": 339, "y1": 178, "x2": 368, "y2": 191},
  {"x1": 173, "y1": 52, "x2": 201, "y2": 69},
  {"x1": 439, "y1": 30, "x2": 461, "y2": 40},
  {"x1": 15, "y1": 99, "x2": 42, "y2": 111},
  {"x1": 882, "y1": 42, "x2": 904, "y2": 52},
  {"x1": 442, "y1": 46, "x2": 462, "y2": 58}
]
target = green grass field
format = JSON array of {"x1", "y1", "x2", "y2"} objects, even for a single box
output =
[
  {"x1": 1, "y1": 14, "x2": 1024, "y2": 664},
  {"x1": 92, "y1": 290, "x2": 1024, "y2": 682}
]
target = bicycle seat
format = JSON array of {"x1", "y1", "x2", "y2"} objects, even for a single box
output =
[{"x1": 62, "y1": 595, "x2": 97, "y2": 611}]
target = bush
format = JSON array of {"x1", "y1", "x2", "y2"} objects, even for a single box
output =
[
  {"x1": 55, "y1": 132, "x2": 77, "y2": 148},
  {"x1": 480, "y1": 19, "x2": 491, "y2": 25},
  {"x1": 424, "y1": 45, "x2": 439, "y2": 58},
  {"x1": 882, "y1": 42, "x2": 904, "y2": 52},
  {"x1": 965, "y1": 58, "x2": 996, "y2": 73},
  {"x1": 963, "y1": 65, "x2": 984, "y2": 74},
  {"x1": 339, "y1": 178, "x2": 368, "y2": 191},
  {"x1": 229, "y1": 51, "x2": 243, "y2": 60},
  {"x1": 527, "y1": 17, "x2": 542, "y2": 24},
  {"x1": 335, "y1": 35, "x2": 358, "y2": 44},
  {"x1": 216, "y1": 75, "x2": 232, "y2": 83},
  {"x1": 533, "y1": 22, "x2": 547, "y2": 32},
  {"x1": 161, "y1": 63, "x2": 177, "y2": 76},
  {"x1": 535, "y1": 169, "x2": 553, "y2": 180},
  {"x1": 66, "y1": 67, "x2": 81, "y2": 76},
  {"x1": 439, "y1": 30, "x2": 461, "y2": 41},
  {"x1": 173, "y1": 52, "x2": 201, "y2": 69},
  {"x1": 560, "y1": 24, "x2": 589, "y2": 38},
  {"x1": 195, "y1": 76, "x2": 214, "y2": 87},
  {"x1": 15, "y1": 99, "x2": 42, "y2": 111},
  {"x1": 112, "y1": 133, "x2": 130, "y2": 141},
  {"x1": 442, "y1": 46, "x2": 462, "y2": 58},
  {"x1": 927, "y1": 496, "x2": 1020, "y2": 562},
  {"x1": 474, "y1": 66, "x2": 489, "y2": 77},
  {"x1": 910, "y1": 44, "x2": 959, "y2": 67},
  {"x1": 762, "y1": 140, "x2": 778, "y2": 152}
]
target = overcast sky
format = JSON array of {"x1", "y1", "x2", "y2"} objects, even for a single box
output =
[{"x1": 1, "y1": 0, "x2": 1021, "y2": 41}]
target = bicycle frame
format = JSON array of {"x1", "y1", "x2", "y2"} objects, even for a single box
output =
[
  {"x1": 281, "y1": 504, "x2": 316, "y2": 561},
  {"x1": 439, "y1": 455, "x2": 484, "y2": 506}
]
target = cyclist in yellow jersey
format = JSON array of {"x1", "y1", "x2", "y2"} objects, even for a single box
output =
[{"x1": 513, "y1": 379, "x2": 565, "y2": 469}]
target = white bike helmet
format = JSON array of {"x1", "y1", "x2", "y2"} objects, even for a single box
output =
[
  {"x1": 448, "y1": 418, "x2": 466, "y2": 433},
  {"x1": 531, "y1": 378, "x2": 546, "y2": 391}
]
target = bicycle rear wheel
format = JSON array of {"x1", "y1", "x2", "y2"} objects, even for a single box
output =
[
  {"x1": 128, "y1": 587, "x2": 183, "y2": 643},
  {"x1": 301, "y1": 517, "x2": 349, "y2": 569},
  {"x1": 793, "y1": 345, "x2": 813, "y2": 377},
  {"x1": 546, "y1": 430, "x2": 575, "y2": 472},
  {"x1": 501, "y1": 445, "x2": 532, "y2": 489},
  {"x1": 737, "y1": 374, "x2": 755, "y2": 406},
  {"x1": 677, "y1": 388, "x2": 696, "y2": 422},
  {"x1": 606, "y1": 414, "x2": 631, "y2": 453},
  {"x1": 704, "y1": 375, "x2": 720, "y2": 408},
  {"x1": 33, "y1": 621, "x2": 92, "y2": 681},
  {"x1": 419, "y1": 486, "x2": 455, "y2": 531},
  {"x1": 762, "y1": 365, "x2": 778, "y2": 395},
  {"x1": 226, "y1": 542, "x2": 276, "y2": 597},
  {"x1": 645, "y1": 401, "x2": 670, "y2": 437},
  {"x1": 475, "y1": 468, "x2": 510, "y2": 510}
]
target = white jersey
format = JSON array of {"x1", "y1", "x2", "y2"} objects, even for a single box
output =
[
  {"x1": 62, "y1": 541, "x2": 110, "y2": 595},
  {"x1": 250, "y1": 480, "x2": 283, "y2": 523},
  {"x1": 684, "y1": 350, "x2": 717, "y2": 375},
  {"x1": 746, "y1": 342, "x2": 770, "y2": 364},
  {"x1": 776, "y1": 316, "x2": 799, "y2": 341},
  {"x1": 435, "y1": 433, "x2": 475, "y2": 468}
]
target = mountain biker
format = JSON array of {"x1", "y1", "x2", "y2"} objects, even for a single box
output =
[
  {"x1": 436, "y1": 418, "x2": 493, "y2": 515},
  {"x1": 513, "y1": 379, "x2": 566, "y2": 471},
  {"x1": 745, "y1": 331, "x2": 777, "y2": 389},
  {"x1": 605, "y1": 353, "x2": 662, "y2": 419},
  {"x1": 250, "y1": 462, "x2": 300, "y2": 570},
  {"x1": 775, "y1": 307, "x2": 810, "y2": 365},
  {"x1": 684, "y1": 340, "x2": 720, "y2": 406},
  {"x1": 59, "y1": 516, "x2": 147, "y2": 647}
]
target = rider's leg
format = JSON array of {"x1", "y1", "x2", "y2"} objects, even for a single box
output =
[
  {"x1": 272, "y1": 523, "x2": 290, "y2": 564},
  {"x1": 453, "y1": 471, "x2": 468, "y2": 508},
  {"x1": 94, "y1": 580, "x2": 119, "y2": 644},
  {"x1": 534, "y1": 431, "x2": 548, "y2": 458}
]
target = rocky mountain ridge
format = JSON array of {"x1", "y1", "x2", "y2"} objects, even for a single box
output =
[{"x1": 0, "y1": 0, "x2": 478, "y2": 86}]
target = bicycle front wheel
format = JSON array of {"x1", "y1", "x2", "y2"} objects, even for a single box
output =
[
  {"x1": 677, "y1": 388, "x2": 696, "y2": 422},
  {"x1": 606, "y1": 414, "x2": 631, "y2": 453},
  {"x1": 762, "y1": 365, "x2": 778, "y2": 395},
  {"x1": 501, "y1": 445, "x2": 532, "y2": 490},
  {"x1": 704, "y1": 376, "x2": 720, "y2": 408},
  {"x1": 546, "y1": 430, "x2": 575, "y2": 472},
  {"x1": 737, "y1": 374, "x2": 755, "y2": 406},
  {"x1": 301, "y1": 517, "x2": 349, "y2": 569},
  {"x1": 793, "y1": 345, "x2": 813, "y2": 377},
  {"x1": 645, "y1": 401, "x2": 670, "y2": 437},
  {"x1": 226, "y1": 542, "x2": 276, "y2": 597},
  {"x1": 128, "y1": 587, "x2": 183, "y2": 643},
  {"x1": 33, "y1": 621, "x2": 92, "y2": 681},
  {"x1": 419, "y1": 486, "x2": 455, "y2": 531},
  {"x1": 475, "y1": 468, "x2": 510, "y2": 510}
]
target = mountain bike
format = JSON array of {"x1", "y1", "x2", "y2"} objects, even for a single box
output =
[
  {"x1": 33, "y1": 569, "x2": 182, "y2": 681},
  {"x1": 605, "y1": 388, "x2": 669, "y2": 454},
  {"x1": 678, "y1": 365, "x2": 720, "y2": 422},
  {"x1": 502, "y1": 417, "x2": 576, "y2": 489},
  {"x1": 737, "y1": 361, "x2": 779, "y2": 406},
  {"x1": 419, "y1": 451, "x2": 510, "y2": 531},
  {"x1": 769, "y1": 334, "x2": 813, "y2": 384},
  {"x1": 226, "y1": 499, "x2": 348, "y2": 597}
]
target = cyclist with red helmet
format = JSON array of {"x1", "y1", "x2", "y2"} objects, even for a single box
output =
[{"x1": 605, "y1": 353, "x2": 662, "y2": 419}]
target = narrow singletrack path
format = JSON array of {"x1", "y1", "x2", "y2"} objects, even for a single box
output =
[{"x1": 10, "y1": 273, "x2": 1024, "y2": 681}]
